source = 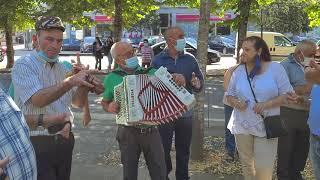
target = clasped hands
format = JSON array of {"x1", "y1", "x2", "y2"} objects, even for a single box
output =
[{"x1": 68, "y1": 55, "x2": 104, "y2": 94}]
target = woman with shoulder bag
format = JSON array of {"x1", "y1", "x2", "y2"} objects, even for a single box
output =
[{"x1": 226, "y1": 36, "x2": 294, "y2": 180}]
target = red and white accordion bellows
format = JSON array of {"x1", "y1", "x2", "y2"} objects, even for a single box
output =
[{"x1": 114, "y1": 67, "x2": 196, "y2": 125}]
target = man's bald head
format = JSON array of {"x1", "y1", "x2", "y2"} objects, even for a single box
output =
[
  {"x1": 164, "y1": 27, "x2": 185, "y2": 52},
  {"x1": 295, "y1": 40, "x2": 317, "y2": 54},
  {"x1": 164, "y1": 27, "x2": 184, "y2": 41},
  {"x1": 294, "y1": 40, "x2": 317, "y2": 63},
  {"x1": 110, "y1": 42, "x2": 132, "y2": 59}
]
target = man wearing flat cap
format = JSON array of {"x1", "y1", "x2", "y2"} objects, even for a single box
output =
[{"x1": 12, "y1": 16, "x2": 102, "y2": 180}]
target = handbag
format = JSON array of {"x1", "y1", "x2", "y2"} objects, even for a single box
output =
[{"x1": 245, "y1": 64, "x2": 288, "y2": 139}]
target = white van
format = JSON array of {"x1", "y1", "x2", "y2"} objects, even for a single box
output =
[{"x1": 235, "y1": 31, "x2": 295, "y2": 57}]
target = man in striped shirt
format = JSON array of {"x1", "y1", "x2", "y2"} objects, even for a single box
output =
[{"x1": 12, "y1": 16, "x2": 101, "y2": 180}]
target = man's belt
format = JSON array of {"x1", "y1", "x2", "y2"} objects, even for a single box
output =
[{"x1": 30, "y1": 121, "x2": 72, "y2": 136}]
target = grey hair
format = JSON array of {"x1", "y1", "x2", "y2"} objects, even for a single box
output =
[
  {"x1": 295, "y1": 39, "x2": 317, "y2": 53},
  {"x1": 110, "y1": 43, "x2": 118, "y2": 60}
]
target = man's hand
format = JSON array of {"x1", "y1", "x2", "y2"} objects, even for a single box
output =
[
  {"x1": 45, "y1": 113, "x2": 71, "y2": 128},
  {"x1": 71, "y1": 53, "x2": 87, "y2": 74},
  {"x1": 305, "y1": 60, "x2": 320, "y2": 84},
  {"x1": 57, "y1": 122, "x2": 71, "y2": 139},
  {"x1": 0, "y1": 157, "x2": 9, "y2": 176},
  {"x1": 67, "y1": 70, "x2": 101, "y2": 88},
  {"x1": 87, "y1": 75, "x2": 104, "y2": 95},
  {"x1": 172, "y1": 73, "x2": 186, "y2": 87},
  {"x1": 107, "y1": 101, "x2": 120, "y2": 114},
  {"x1": 191, "y1": 72, "x2": 201, "y2": 89}
]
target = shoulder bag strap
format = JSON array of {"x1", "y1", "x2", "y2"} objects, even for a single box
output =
[
  {"x1": 245, "y1": 64, "x2": 265, "y2": 118},
  {"x1": 245, "y1": 64, "x2": 258, "y2": 103}
]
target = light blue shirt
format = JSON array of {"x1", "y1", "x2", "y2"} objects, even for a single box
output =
[
  {"x1": 227, "y1": 62, "x2": 293, "y2": 137},
  {"x1": 281, "y1": 53, "x2": 306, "y2": 88},
  {"x1": 308, "y1": 84, "x2": 320, "y2": 136}
]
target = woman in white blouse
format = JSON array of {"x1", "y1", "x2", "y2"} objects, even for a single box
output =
[{"x1": 226, "y1": 36, "x2": 293, "y2": 180}]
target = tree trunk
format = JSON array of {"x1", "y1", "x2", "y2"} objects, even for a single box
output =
[
  {"x1": 236, "y1": 0, "x2": 252, "y2": 63},
  {"x1": 5, "y1": 18, "x2": 14, "y2": 69},
  {"x1": 191, "y1": 0, "x2": 210, "y2": 161},
  {"x1": 114, "y1": 0, "x2": 123, "y2": 42}
]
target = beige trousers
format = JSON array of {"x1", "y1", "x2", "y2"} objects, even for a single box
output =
[{"x1": 235, "y1": 134, "x2": 278, "y2": 180}]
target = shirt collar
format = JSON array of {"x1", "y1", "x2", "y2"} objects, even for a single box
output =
[
  {"x1": 162, "y1": 48, "x2": 185, "y2": 58},
  {"x1": 32, "y1": 50, "x2": 59, "y2": 68},
  {"x1": 288, "y1": 53, "x2": 300, "y2": 64}
]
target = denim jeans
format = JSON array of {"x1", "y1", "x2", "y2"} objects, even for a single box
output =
[
  {"x1": 310, "y1": 133, "x2": 320, "y2": 180},
  {"x1": 224, "y1": 104, "x2": 236, "y2": 157}
]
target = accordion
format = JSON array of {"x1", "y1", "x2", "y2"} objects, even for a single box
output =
[{"x1": 114, "y1": 67, "x2": 196, "y2": 125}]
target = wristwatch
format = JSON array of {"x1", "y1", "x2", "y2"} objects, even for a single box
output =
[{"x1": 37, "y1": 114, "x2": 45, "y2": 130}]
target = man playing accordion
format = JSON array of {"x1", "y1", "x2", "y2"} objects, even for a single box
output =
[{"x1": 101, "y1": 42, "x2": 189, "y2": 180}]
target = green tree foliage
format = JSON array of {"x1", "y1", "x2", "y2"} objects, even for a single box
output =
[
  {"x1": 0, "y1": 0, "x2": 38, "y2": 68},
  {"x1": 259, "y1": 0, "x2": 309, "y2": 34},
  {"x1": 302, "y1": 0, "x2": 320, "y2": 28}
]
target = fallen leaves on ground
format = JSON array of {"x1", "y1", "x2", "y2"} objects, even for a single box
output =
[{"x1": 102, "y1": 136, "x2": 315, "y2": 179}]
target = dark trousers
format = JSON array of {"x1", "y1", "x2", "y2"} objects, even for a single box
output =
[
  {"x1": 95, "y1": 56, "x2": 102, "y2": 70},
  {"x1": 224, "y1": 104, "x2": 236, "y2": 158},
  {"x1": 142, "y1": 62, "x2": 151, "y2": 68},
  {"x1": 277, "y1": 107, "x2": 310, "y2": 180},
  {"x1": 158, "y1": 116, "x2": 193, "y2": 180},
  {"x1": 116, "y1": 126, "x2": 166, "y2": 180},
  {"x1": 30, "y1": 133, "x2": 75, "y2": 180}
]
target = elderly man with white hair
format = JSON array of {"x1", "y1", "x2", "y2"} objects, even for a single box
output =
[
  {"x1": 101, "y1": 42, "x2": 181, "y2": 180},
  {"x1": 277, "y1": 40, "x2": 317, "y2": 180}
]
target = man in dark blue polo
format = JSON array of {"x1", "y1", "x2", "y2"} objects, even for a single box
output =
[{"x1": 151, "y1": 27, "x2": 204, "y2": 180}]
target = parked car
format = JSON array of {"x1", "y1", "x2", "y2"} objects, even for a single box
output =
[
  {"x1": 151, "y1": 38, "x2": 221, "y2": 64},
  {"x1": 243, "y1": 31, "x2": 295, "y2": 57},
  {"x1": 121, "y1": 38, "x2": 139, "y2": 49},
  {"x1": 61, "y1": 39, "x2": 81, "y2": 51},
  {"x1": 208, "y1": 35, "x2": 235, "y2": 54},
  {"x1": 290, "y1": 35, "x2": 307, "y2": 45},
  {"x1": 147, "y1": 35, "x2": 165, "y2": 46},
  {"x1": 80, "y1": 36, "x2": 95, "y2": 53}
]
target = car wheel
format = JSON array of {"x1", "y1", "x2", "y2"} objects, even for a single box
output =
[{"x1": 223, "y1": 47, "x2": 227, "y2": 54}]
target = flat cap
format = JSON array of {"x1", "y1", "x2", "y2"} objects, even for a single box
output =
[{"x1": 35, "y1": 16, "x2": 65, "y2": 32}]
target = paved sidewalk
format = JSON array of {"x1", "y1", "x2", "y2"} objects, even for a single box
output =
[{"x1": 70, "y1": 77, "x2": 243, "y2": 180}]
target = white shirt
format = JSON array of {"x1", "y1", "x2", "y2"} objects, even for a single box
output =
[{"x1": 226, "y1": 62, "x2": 293, "y2": 137}]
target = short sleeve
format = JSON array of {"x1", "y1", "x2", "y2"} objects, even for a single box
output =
[
  {"x1": 102, "y1": 75, "x2": 114, "y2": 101},
  {"x1": 273, "y1": 63, "x2": 294, "y2": 95},
  {"x1": 147, "y1": 68, "x2": 157, "y2": 75},
  {"x1": 226, "y1": 68, "x2": 239, "y2": 97},
  {"x1": 12, "y1": 61, "x2": 42, "y2": 104}
]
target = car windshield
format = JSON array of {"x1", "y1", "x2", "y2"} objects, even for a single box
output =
[
  {"x1": 84, "y1": 37, "x2": 95, "y2": 44},
  {"x1": 221, "y1": 37, "x2": 234, "y2": 44},
  {"x1": 185, "y1": 38, "x2": 197, "y2": 48}
]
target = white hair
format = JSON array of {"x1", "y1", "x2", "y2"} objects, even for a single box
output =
[
  {"x1": 295, "y1": 40, "x2": 316, "y2": 53},
  {"x1": 110, "y1": 43, "x2": 118, "y2": 60}
]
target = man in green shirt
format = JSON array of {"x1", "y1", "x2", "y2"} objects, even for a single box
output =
[{"x1": 101, "y1": 42, "x2": 186, "y2": 180}]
